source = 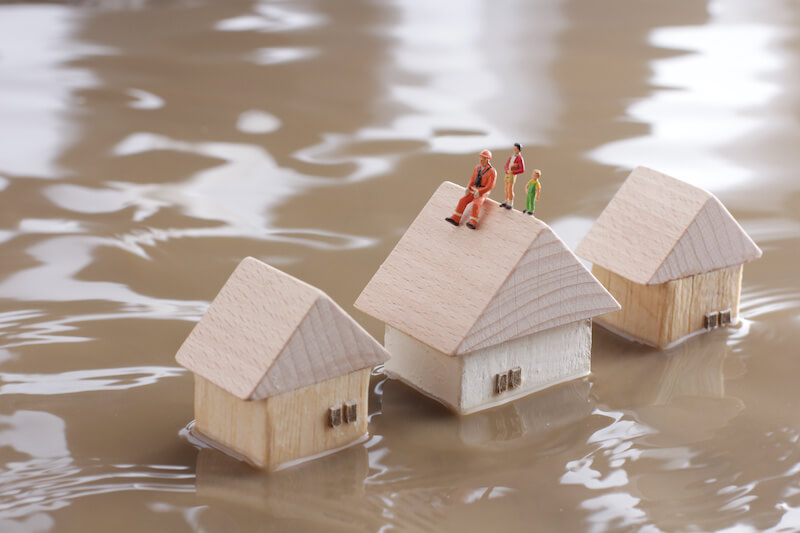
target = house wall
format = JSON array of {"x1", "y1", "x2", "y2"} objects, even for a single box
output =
[
  {"x1": 264, "y1": 368, "x2": 370, "y2": 471},
  {"x1": 384, "y1": 321, "x2": 592, "y2": 415},
  {"x1": 592, "y1": 264, "x2": 743, "y2": 348},
  {"x1": 194, "y1": 369, "x2": 370, "y2": 470},
  {"x1": 195, "y1": 375, "x2": 268, "y2": 466},
  {"x1": 459, "y1": 320, "x2": 591, "y2": 414},
  {"x1": 384, "y1": 325, "x2": 463, "y2": 412}
]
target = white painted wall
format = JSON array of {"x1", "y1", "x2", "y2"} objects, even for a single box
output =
[
  {"x1": 460, "y1": 319, "x2": 591, "y2": 414},
  {"x1": 383, "y1": 320, "x2": 592, "y2": 415},
  {"x1": 384, "y1": 325, "x2": 463, "y2": 411}
]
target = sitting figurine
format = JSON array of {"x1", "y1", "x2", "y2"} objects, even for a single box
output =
[
  {"x1": 445, "y1": 149, "x2": 498, "y2": 230},
  {"x1": 523, "y1": 169, "x2": 541, "y2": 215},
  {"x1": 499, "y1": 143, "x2": 525, "y2": 210}
]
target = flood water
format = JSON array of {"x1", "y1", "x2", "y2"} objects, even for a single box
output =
[{"x1": 1, "y1": 0, "x2": 799, "y2": 531}]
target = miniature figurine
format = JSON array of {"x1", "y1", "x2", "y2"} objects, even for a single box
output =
[
  {"x1": 357, "y1": 181, "x2": 620, "y2": 415},
  {"x1": 523, "y1": 169, "x2": 541, "y2": 215},
  {"x1": 445, "y1": 149, "x2": 497, "y2": 230},
  {"x1": 576, "y1": 166, "x2": 762, "y2": 348},
  {"x1": 499, "y1": 143, "x2": 525, "y2": 210}
]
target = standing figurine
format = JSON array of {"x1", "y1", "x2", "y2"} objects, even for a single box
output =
[
  {"x1": 499, "y1": 143, "x2": 525, "y2": 210},
  {"x1": 523, "y1": 169, "x2": 542, "y2": 215},
  {"x1": 445, "y1": 149, "x2": 498, "y2": 230}
]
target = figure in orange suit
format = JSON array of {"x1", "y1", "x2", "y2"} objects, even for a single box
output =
[{"x1": 445, "y1": 149, "x2": 497, "y2": 230}]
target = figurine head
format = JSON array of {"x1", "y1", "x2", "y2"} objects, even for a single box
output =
[
  {"x1": 532, "y1": 169, "x2": 541, "y2": 181},
  {"x1": 479, "y1": 149, "x2": 492, "y2": 166},
  {"x1": 513, "y1": 143, "x2": 522, "y2": 154}
]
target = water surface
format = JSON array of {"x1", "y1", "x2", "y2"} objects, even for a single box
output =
[{"x1": 1, "y1": 1, "x2": 800, "y2": 531}]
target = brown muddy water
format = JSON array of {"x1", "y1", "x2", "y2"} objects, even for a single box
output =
[{"x1": 1, "y1": 0, "x2": 799, "y2": 531}]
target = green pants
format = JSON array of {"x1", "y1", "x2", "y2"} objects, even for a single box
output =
[{"x1": 526, "y1": 184, "x2": 538, "y2": 212}]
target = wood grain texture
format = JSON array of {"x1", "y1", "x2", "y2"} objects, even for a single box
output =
[
  {"x1": 263, "y1": 368, "x2": 370, "y2": 471},
  {"x1": 176, "y1": 257, "x2": 389, "y2": 400},
  {"x1": 195, "y1": 375, "x2": 268, "y2": 467},
  {"x1": 385, "y1": 321, "x2": 591, "y2": 415},
  {"x1": 251, "y1": 296, "x2": 388, "y2": 399},
  {"x1": 592, "y1": 264, "x2": 742, "y2": 348},
  {"x1": 355, "y1": 181, "x2": 619, "y2": 356},
  {"x1": 460, "y1": 228, "x2": 620, "y2": 354},
  {"x1": 195, "y1": 369, "x2": 370, "y2": 471},
  {"x1": 576, "y1": 166, "x2": 761, "y2": 285}
]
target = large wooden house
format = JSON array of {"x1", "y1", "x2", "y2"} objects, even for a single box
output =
[
  {"x1": 176, "y1": 257, "x2": 390, "y2": 471},
  {"x1": 355, "y1": 182, "x2": 620, "y2": 415},
  {"x1": 576, "y1": 166, "x2": 762, "y2": 348}
]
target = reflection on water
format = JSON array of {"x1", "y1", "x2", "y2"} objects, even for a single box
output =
[
  {"x1": 215, "y1": 1, "x2": 324, "y2": 33},
  {"x1": 195, "y1": 444, "x2": 372, "y2": 532},
  {"x1": 589, "y1": 0, "x2": 788, "y2": 191},
  {"x1": 0, "y1": 366, "x2": 183, "y2": 395},
  {"x1": 1, "y1": 0, "x2": 800, "y2": 531},
  {"x1": 377, "y1": 0, "x2": 564, "y2": 153},
  {"x1": 0, "y1": 410, "x2": 192, "y2": 527},
  {"x1": 458, "y1": 379, "x2": 595, "y2": 450},
  {"x1": 0, "y1": 5, "x2": 108, "y2": 179}
]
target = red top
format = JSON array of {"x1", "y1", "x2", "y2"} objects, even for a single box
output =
[{"x1": 504, "y1": 154, "x2": 525, "y2": 175}]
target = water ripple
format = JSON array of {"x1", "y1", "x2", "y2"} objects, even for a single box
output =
[
  {"x1": 0, "y1": 410, "x2": 192, "y2": 522},
  {"x1": 0, "y1": 366, "x2": 184, "y2": 395},
  {"x1": 215, "y1": 3, "x2": 324, "y2": 33}
]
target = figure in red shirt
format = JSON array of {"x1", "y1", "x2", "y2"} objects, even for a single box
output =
[
  {"x1": 445, "y1": 149, "x2": 498, "y2": 230},
  {"x1": 499, "y1": 143, "x2": 525, "y2": 210}
]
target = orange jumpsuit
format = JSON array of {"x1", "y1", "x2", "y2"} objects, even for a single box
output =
[{"x1": 449, "y1": 164, "x2": 497, "y2": 227}]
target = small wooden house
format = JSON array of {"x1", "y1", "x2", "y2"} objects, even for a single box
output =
[
  {"x1": 354, "y1": 182, "x2": 620, "y2": 415},
  {"x1": 176, "y1": 257, "x2": 390, "y2": 471},
  {"x1": 576, "y1": 166, "x2": 762, "y2": 349}
]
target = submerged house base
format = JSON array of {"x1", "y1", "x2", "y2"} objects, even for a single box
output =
[
  {"x1": 592, "y1": 264, "x2": 742, "y2": 349},
  {"x1": 384, "y1": 320, "x2": 592, "y2": 415},
  {"x1": 194, "y1": 370, "x2": 371, "y2": 471}
]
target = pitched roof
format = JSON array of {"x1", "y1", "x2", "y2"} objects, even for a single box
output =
[
  {"x1": 175, "y1": 257, "x2": 389, "y2": 400},
  {"x1": 576, "y1": 166, "x2": 762, "y2": 285},
  {"x1": 354, "y1": 181, "x2": 620, "y2": 356}
]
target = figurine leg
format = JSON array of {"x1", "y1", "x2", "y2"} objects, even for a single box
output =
[
  {"x1": 526, "y1": 192, "x2": 535, "y2": 215},
  {"x1": 466, "y1": 196, "x2": 486, "y2": 229},
  {"x1": 448, "y1": 194, "x2": 473, "y2": 225},
  {"x1": 505, "y1": 173, "x2": 515, "y2": 209}
]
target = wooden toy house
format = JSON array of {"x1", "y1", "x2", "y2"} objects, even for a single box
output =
[
  {"x1": 176, "y1": 257, "x2": 390, "y2": 471},
  {"x1": 354, "y1": 182, "x2": 620, "y2": 415},
  {"x1": 576, "y1": 166, "x2": 762, "y2": 349}
]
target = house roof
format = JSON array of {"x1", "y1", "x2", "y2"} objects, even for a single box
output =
[
  {"x1": 354, "y1": 181, "x2": 620, "y2": 357},
  {"x1": 576, "y1": 166, "x2": 762, "y2": 285},
  {"x1": 175, "y1": 257, "x2": 389, "y2": 401}
]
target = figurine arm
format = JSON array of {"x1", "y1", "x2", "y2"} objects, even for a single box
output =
[{"x1": 466, "y1": 167, "x2": 478, "y2": 192}]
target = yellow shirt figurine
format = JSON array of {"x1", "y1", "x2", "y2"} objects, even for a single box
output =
[{"x1": 524, "y1": 169, "x2": 542, "y2": 215}]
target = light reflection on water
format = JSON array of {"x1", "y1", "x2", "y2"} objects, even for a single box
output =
[
  {"x1": 0, "y1": 366, "x2": 184, "y2": 395},
  {"x1": 0, "y1": 5, "x2": 109, "y2": 179},
  {"x1": 0, "y1": 410, "x2": 193, "y2": 526},
  {"x1": 588, "y1": 0, "x2": 788, "y2": 192},
  {"x1": 214, "y1": 1, "x2": 324, "y2": 34}
]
